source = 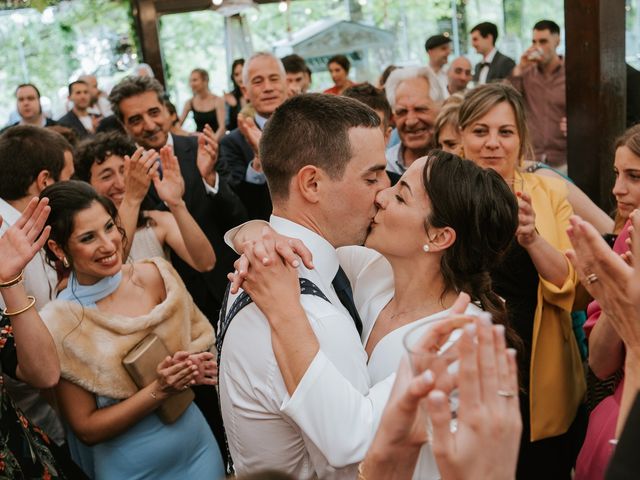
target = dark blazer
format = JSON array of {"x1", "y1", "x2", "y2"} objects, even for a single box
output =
[
  {"x1": 217, "y1": 128, "x2": 272, "y2": 221},
  {"x1": 56, "y1": 110, "x2": 91, "y2": 139},
  {"x1": 627, "y1": 63, "x2": 640, "y2": 127},
  {"x1": 145, "y1": 134, "x2": 247, "y2": 321},
  {"x1": 473, "y1": 50, "x2": 516, "y2": 84}
]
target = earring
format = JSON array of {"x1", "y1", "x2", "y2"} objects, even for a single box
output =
[
  {"x1": 62, "y1": 257, "x2": 70, "y2": 268},
  {"x1": 423, "y1": 244, "x2": 430, "y2": 253}
]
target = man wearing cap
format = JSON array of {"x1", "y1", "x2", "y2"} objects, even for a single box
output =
[{"x1": 424, "y1": 34, "x2": 452, "y2": 98}]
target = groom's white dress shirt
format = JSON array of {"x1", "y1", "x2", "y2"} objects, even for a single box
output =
[{"x1": 219, "y1": 216, "x2": 393, "y2": 479}]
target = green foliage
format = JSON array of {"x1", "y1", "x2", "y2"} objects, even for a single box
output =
[{"x1": 0, "y1": 0, "x2": 137, "y2": 123}]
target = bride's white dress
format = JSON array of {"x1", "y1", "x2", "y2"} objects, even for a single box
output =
[{"x1": 338, "y1": 246, "x2": 483, "y2": 480}]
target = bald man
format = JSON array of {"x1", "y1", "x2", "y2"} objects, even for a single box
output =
[{"x1": 447, "y1": 56, "x2": 473, "y2": 95}]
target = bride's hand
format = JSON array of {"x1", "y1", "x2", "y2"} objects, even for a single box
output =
[
  {"x1": 0, "y1": 197, "x2": 51, "y2": 283},
  {"x1": 241, "y1": 230, "x2": 301, "y2": 323},
  {"x1": 229, "y1": 226, "x2": 313, "y2": 294}
]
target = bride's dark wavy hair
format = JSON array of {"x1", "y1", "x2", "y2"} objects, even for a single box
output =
[{"x1": 423, "y1": 150, "x2": 523, "y2": 352}]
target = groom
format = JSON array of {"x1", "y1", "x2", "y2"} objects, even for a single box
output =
[{"x1": 218, "y1": 93, "x2": 394, "y2": 478}]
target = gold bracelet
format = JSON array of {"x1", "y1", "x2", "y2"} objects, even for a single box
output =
[
  {"x1": 2, "y1": 296, "x2": 36, "y2": 316},
  {"x1": 0, "y1": 270, "x2": 24, "y2": 289}
]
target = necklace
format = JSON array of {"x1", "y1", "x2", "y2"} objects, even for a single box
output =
[{"x1": 383, "y1": 298, "x2": 445, "y2": 322}]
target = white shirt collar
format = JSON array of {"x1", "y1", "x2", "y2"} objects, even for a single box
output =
[
  {"x1": 19, "y1": 116, "x2": 47, "y2": 128},
  {"x1": 255, "y1": 114, "x2": 269, "y2": 130},
  {"x1": 166, "y1": 132, "x2": 174, "y2": 146},
  {"x1": 484, "y1": 48, "x2": 498, "y2": 63},
  {"x1": 0, "y1": 198, "x2": 22, "y2": 227},
  {"x1": 269, "y1": 215, "x2": 340, "y2": 285}
]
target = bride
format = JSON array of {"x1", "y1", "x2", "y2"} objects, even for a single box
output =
[{"x1": 225, "y1": 150, "x2": 523, "y2": 478}]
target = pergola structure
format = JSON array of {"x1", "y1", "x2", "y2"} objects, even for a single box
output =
[{"x1": 115, "y1": 0, "x2": 630, "y2": 209}]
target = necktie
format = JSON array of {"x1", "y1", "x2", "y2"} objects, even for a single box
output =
[
  {"x1": 332, "y1": 266, "x2": 363, "y2": 335},
  {"x1": 479, "y1": 62, "x2": 490, "y2": 69}
]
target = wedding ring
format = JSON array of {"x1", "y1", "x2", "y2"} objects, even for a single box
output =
[
  {"x1": 182, "y1": 385, "x2": 190, "y2": 391},
  {"x1": 586, "y1": 273, "x2": 599, "y2": 285},
  {"x1": 496, "y1": 389, "x2": 516, "y2": 398}
]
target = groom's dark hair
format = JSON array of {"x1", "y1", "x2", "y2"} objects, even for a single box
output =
[{"x1": 260, "y1": 93, "x2": 381, "y2": 201}]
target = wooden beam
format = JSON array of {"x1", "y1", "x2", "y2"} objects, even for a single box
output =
[
  {"x1": 154, "y1": 0, "x2": 211, "y2": 15},
  {"x1": 131, "y1": 0, "x2": 166, "y2": 87},
  {"x1": 565, "y1": 0, "x2": 626, "y2": 210}
]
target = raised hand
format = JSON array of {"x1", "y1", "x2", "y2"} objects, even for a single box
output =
[
  {"x1": 0, "y1": 197, "x2": 51, "y2": 283},
  {"x1": 515, "y1": 191, "x2": 538, "y2": 247},
  {"x1": 152, "y1": 146, "x2": 185, "y2": 208},
  {"x1": 426, "y1": 316, "x2": 521, "y2": 480},
  {"x1": 360, "y1": 293, "x2": 475, "y2": 479},
  {"x1": 124, "y1": 147, "x2": 158, "y2": 204},
  {"x1": 237, "y1": 114, "x2": 263, "y2": 171},
  {"x1": 566, "y1": 213, "x2": 640, "y2": 356},
  {"x1": 197, "y1": 124, "x2": 218, "y2": 186}
]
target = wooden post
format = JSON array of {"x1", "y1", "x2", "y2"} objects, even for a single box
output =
[
  {"x1": 565, "y1": 0, "x2": 626, "y2": 210},
  {"x1": 131, "y1": 0, "x2": 166, "y2": 87}
]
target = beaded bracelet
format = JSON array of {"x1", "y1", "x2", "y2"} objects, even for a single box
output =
[
  {"x1": 2, "y1": 296, "x2": 36, "y2": 316},
  {"x1": 0, "y1": 270, "x2": 24, "y2": 289}
]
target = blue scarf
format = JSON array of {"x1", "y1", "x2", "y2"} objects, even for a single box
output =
[{"x1": 58, "y1": 271, "x2": 123, "y2": 308}]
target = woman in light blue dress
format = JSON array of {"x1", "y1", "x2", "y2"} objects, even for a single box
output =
[{"x1": 38, "y1": 181, "x2": 224, "y2": 479}]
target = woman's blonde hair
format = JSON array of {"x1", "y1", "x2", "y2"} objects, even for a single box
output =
[
  {"x1": 458, "y1": 83, "x2": 534, "y2": 164},
  {"x1": 434, "y1": 93, "x2": 465, "y2": 148}
]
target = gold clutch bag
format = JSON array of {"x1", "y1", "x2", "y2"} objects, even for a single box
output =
[{"x1": 122, "y1": 333, "x2": 194, "y2": 424}]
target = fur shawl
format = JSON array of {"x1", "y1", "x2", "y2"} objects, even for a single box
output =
[{"x1": 40, "y1": 257, "x2": 215, "y2": 399}]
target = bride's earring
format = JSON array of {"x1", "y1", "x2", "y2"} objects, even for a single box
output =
[
  {"x1": 423, "y1": 244, "x2": 430, "y2": 253},
  {"x1": 62, "y1": 257, "x2": 70, "y2": 268}
]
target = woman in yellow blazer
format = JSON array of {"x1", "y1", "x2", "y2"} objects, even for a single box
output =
[{"x1": 458, "y1": 83, "x2": 586, "y2": 480}]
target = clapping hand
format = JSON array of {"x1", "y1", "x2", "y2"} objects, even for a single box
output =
[
  {"x1": 361, "y1": 293, "x2": 478, "y2": 479},
  {"x1": 156, "y1": 351, "x2": 198, "y2": 396},
  {"x1": 152, "y1": 146, "x2": 185, "y2": 208},
  {"x1": 515, "y1": 192, "x2": 538, "y2": 247},
  {"x1": 124, "y1": 147, "x2": 158, "y2": 204},
  {"x1": 566, "y1": 213, "x2": 640, "y2": 357},
  {"x1": 237, "y1": 114, "x2": 263, "y2": 172},
  {"x1": 197, "y1": 124, "x2": 218, "y2": 186},
  {"x1": 427, "y1": 314, "x2": 521, "y2": 480},
  {"x1": 187, "y1": 351, "x2": 218, "y2": 386},
  {"x1": 0, "y1": 197, "x2": 50, "y2": 283}
]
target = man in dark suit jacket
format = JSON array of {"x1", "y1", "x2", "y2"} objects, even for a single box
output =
[
  {"x1": 471, "y1": 22, "x2": 516, "y2": 84},
  {"x1": 109, "y1": 75, "x2": 246, "y2": 319},
  {"x1": 217, "y1": 52, "x2": 288, "y2": 221},
  {"x1": 57, "y1": 80, "x2": 94, "y2": 139}
]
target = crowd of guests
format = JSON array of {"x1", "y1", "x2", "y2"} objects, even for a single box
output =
[{"x1": 0, "y1": 16, "x2": 640, "y2": 480}]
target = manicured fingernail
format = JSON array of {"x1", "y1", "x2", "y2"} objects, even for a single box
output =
[
  {"x1": 464, "y1": 323, "x2": 476, "y2": 335},
  {"x1": 262, "y1": 257, "x2": 269, "y2": 264},
  {"x1": 292, "y1": 260, "x2": 300, "y2": 267},
  {"x1": 478, "y1": 312, "x2": 492, "y2": 325},
  {"x1": 422, "y1": 369, "x2": 434, "y2": 384},
  {"x1": 494, "y1": 324, "x2": 505, "y2": 335}
]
